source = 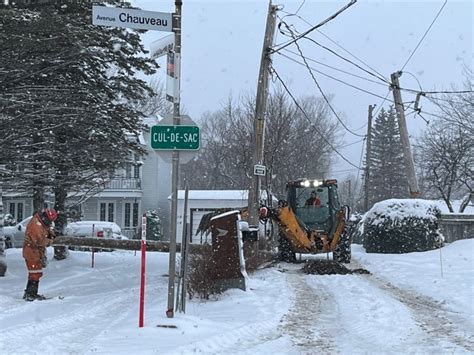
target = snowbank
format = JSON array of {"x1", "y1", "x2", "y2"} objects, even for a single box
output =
[{"x1": 353, "y1": 239, "x2": 474, "y2": 316}]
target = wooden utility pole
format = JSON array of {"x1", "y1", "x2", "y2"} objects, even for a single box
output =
[
  {"x1": 390, "y1": 71, "x2": 420, "y2": 198},
  {"x1": 247, "y1": 2, "x2": 278, "y2": 226},
  {"x1": 364, "y1": 104, "x2": 374, "y2": 211},
  {"x1": 167, "y1": 0, "x2": 182, "y2": 319}
]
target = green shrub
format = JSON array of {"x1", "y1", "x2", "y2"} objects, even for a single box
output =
[{"x1": 363, "y1": 199, "x2": 443, "y2": 254}]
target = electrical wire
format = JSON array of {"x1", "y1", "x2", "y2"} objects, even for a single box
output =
[
  {"x1": 316, "y1": 29, "x2": 389, "y2": 84},
  {"x1": 271, "y1": 0, "x2": 357, "y2": 54},
  {"x1": 401, "y1": 0, "x2": 447, "y2": 70},
  {"x1": 302, "y1": 36, "x2": 390, "y2": 84},
  {"x1": 282, "y1": 48, "x2": 387, "y2": 87},
  {"x1": 277, "y1": 51, "x2": 395, "y2": 102},
  {"x1": 277, "y1": 8, "x2": 388, "y2": 83},
  {"x1": 290, "y1": 37, "x2": 367, "y2": 138},
  {"x1": 295, "y1": 0, "x2": 306, "y2": 15},
  {"x1": 272, "y1": 66, "x2": 362, "y2": 170},
  {"x1": 341, "y1": 138, "x2": 366, "y2": 148}
]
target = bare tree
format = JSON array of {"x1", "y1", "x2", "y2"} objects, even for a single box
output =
[
  {"x1": 418, "y1": 122, "x2": 473, "y2": 212},
  {"x1": 131, "y1": 76, "x2": 171, "y2": 118},
  {"x1": 418, "y1": 67, "x2": 474, "y2": 212},
  {"x1": 181, "y1": 88, "x2": 340, "y2": 199}
]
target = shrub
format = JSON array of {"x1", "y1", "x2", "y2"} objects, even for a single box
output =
[
  {"x1": 363, "y1": 199, "x2": 444, "y2": 254},
  {"x1": 186, "y1": 245, "x2": 220, "y2": 300}
]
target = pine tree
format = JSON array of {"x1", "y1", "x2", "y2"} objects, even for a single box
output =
[
  {"x1": 0, "y1": 2, "x2": 158, "y2": 221},
  {"x1": 366, "y1": 106, "x2": 408, "y2": 206}
]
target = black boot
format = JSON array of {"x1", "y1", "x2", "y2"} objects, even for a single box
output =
[
  {"x1": 23, "y1": 280, "x2": 36, "y2": 301},
  {"x1": 31, "y1": 280, "x2": 47, "y2": 300}
]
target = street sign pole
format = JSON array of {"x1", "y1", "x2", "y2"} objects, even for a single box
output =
[{"x1": 166, "y1": 0, "x2": 182, "y2": 319}]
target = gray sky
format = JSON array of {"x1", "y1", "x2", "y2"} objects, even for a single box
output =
[{"x1": 134, "y1": 0, "x2": 472, "y2": 184}]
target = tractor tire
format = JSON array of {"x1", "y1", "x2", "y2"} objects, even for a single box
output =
[
  {"x1": 333, "y1": 231, "x2": 352, "y2": 264},
  {"x1": 278, "y1": 233, "x2": 296, "y2": 263}
]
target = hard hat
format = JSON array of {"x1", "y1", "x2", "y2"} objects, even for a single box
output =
[{"x1": 45, "y1": 208, "x2": 58, "y2": 222}]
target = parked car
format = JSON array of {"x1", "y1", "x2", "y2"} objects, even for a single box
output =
[
  {"x1": 3, "y1": 216, "x2": 32, "y2": 248},
  {"x1": 63, "y1": 221, "x2": 128, "y2": 240}
]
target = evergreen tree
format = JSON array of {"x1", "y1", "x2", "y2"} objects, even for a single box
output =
[
  {"x1": 0, "y1": 2, "x2": 158, "y2": 222},
  {"x1": 366, "y1": 106, "x2": 408, "y2": 206}
]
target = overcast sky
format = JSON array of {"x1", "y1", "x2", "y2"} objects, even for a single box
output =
[{"x1": 133, "y1": 0, "x2": 472, "y2": 185}]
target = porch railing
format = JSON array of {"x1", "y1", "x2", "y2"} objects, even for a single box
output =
[{"x1": 105, "y1": 178, "x2": 141, "y2": 190}]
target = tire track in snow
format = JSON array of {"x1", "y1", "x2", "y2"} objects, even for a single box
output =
[
  {"x1": 279, "y1": 270, "x2": 338, "y2": 354},
  {"x1": 367, "y1": 273, "x2": 474, "y2": 352},
  {"x1": 347, "y1": 260, "x2": 474, "y2": 352}
]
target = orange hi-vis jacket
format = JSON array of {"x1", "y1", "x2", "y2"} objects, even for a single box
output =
[{"x1": 22, "y1": 213, "x2": 54, "y2": 281}]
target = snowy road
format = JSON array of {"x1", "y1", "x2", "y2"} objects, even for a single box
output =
[{"x1": 0, "y1": 240, "x2": 473, "y2": 354}]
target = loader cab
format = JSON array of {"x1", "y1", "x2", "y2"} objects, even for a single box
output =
[{"x1": 286, "y1": 179, "x2": 340, "y2": 231}]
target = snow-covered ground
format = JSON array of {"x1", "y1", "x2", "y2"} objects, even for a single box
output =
[{"x1": 0, "y1": 240, "x2": 473, "y2": 354}]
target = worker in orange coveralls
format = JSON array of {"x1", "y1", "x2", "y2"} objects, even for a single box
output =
[{"x1": 22, "y1": 208, "x2": 58, "y2": 301}]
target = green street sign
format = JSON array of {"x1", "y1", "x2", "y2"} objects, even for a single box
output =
[{"x1": 151, "y1": 125, "x2": 200, "y2": 150}]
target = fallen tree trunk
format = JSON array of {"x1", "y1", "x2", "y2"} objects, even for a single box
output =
[{"x1": 52, "y1": 236, "x2": 204, "y2": 253}]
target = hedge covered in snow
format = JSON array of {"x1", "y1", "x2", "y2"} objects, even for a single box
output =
[{"x1": 363, "y1": 199, "x2": 444, "y2": 254}]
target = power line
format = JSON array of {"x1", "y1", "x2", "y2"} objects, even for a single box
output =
[
  {"x1": 282, "y1": 48, "x2": 387, "y2": 87},
  {"x1": 302, "y1": 36, "x2": 390, "y2": 84},
  {"x1": 272, "y1": 67, "x2": 362, "y2": 170},
  {"x1": 316, "y1": 29, "x2": 389, "y2": 84},
  {"x1": 295, "y1": 0, "x2": 306, "y2": 15},
  {"x1": 401, "y1": 0, "x2": 447, "y2": 70},
  {"x1": 271, "y1": 0, "x2": 357, "y2": 54},
  {"x1": 341, "y1": 138, "x2": 366, "y2": 148},
  {"x1": 276, "y1": 8, "x2": 388, "y2": 83},
  {"x1": 277, "y1": 51, "x2": 395, "y2": 102},
  {"x1": 289, "y1": 35, "x2": 366, "y2": 138}
]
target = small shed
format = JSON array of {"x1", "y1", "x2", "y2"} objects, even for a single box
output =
[{"x1": 173, "y1": 190, "x2": 249, "y2": 244}]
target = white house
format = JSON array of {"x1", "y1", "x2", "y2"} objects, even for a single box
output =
[
  {"x1": 0, "y1": 116, "x2": 173, "y2": 240},
  {"x1": 173, "y1": 190, "x2": 249, "y2": 244}
]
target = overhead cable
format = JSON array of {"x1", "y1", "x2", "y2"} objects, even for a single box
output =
[
  {"x1": 282, "y1": 48, "x2": 387, "y2": 87},
  {"x1": 271, "y1": 0, "x2": 357, "y2": 54},
  {"x1": 277, "y1": 52, "x2": 395, "y2": 102},
  {"x1": 272, "y1": 67, "x2": 363, "y2": 170},
  {"x1": 276, "y1": 8, "x2": 388, "y2": 83},
  {"x1": 401, "y1": 0, "x2": 447, "y2": 70}
]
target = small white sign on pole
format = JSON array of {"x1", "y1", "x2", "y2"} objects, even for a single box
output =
[
  {"x1": 254, "y1": 164, "x2": 266, "y2": 176},
  {"x1": 150, "y1": 34, "x2": 175, "y2": 59},
  {"x1": 166, "y1": 52, "x2": 180, "y2": 103},
  {"x1": 92, "y1": 5, "x2": 173, "y2": 32}
]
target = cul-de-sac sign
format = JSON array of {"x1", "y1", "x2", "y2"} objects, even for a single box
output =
[{"x1": 92, "y1": 5, "x2": 173, "y2": 32}]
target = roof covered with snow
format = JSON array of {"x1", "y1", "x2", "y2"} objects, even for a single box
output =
[{"x1": 176, "y1": 190, "x2": 249, "y2": 200}]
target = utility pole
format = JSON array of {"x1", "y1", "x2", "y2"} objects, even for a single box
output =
[
  {"x1": 364, "y1": 104, "x2": 374, "y2": 211},
  {"x1": 247, "y1": 1, "x2": 277, "y2": 226},
  {"x1": 391, "y1": 71, "x2": 420, "y2": 198},
  {"x1": 167, "y1": 0, "x2": 182, "y2": 319}
]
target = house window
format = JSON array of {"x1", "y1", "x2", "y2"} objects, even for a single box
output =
[
  {"x1": 8, "y1": 201, "x2": 24, "y2": 222},
  {"x1": 124, "y1": 202, "x2": 140, "y2": 228},
  {"x1": 99, "y1": 202, "x2": 115, "y2": 222},
  {"x1": 125, "y1": 164, "x2": 132, "y2": 179},
  {"x1": 124, "y1": 203, "x2": 131, "y2": 228},
  {"x1": 133, "y1": 203, "x2": 139, "y2": 227},
  {"x1": 133, "y1": 164, "x2": 140, "y2": 179}
]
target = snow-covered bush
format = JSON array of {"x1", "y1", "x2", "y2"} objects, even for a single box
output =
[{"x1": 363, "y1": 199, "x2": 444, "y2": 254}]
